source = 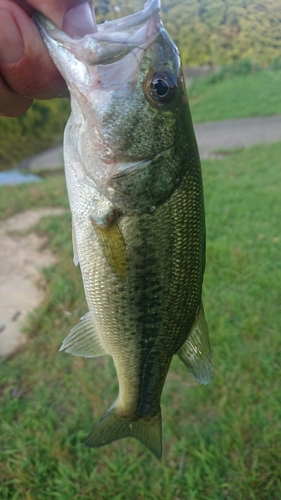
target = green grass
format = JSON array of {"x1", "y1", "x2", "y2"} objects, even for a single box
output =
[
  {"x1": 0, "y1": 99, "x2": 70, "y2": 171},
  {"x1": 189, "y1": 68, "x2": 281, "y2": 123},
  {"x1": 1, "y1": 140, "x2": 281, "y2": 498},
  {"x1": 0, "y1": 174, "x2": 69, "y2": 220}
]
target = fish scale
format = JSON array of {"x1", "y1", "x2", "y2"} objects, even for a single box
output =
[{"x1": 35, "y1": 0, "x2": 211, "y2": 459}]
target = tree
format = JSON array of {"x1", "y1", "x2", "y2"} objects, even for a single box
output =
[{"x1": 93, "y1": 0, "x2": 281, "y2": 66}]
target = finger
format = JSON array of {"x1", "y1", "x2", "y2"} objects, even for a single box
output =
[
  {"x1": 12, "y1": 0, "x2": 33, "y2": 16},
  {"x1": 0, "y1": 74, "x2": 32, "y2": 117},
  {"x1": 27, "y1": 0, "x2": 97, "y2": 36},
  {"x1": 0, "y1": 2, "x2": 67, "y2": 100}
]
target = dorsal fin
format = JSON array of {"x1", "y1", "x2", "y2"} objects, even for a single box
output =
[{"x1": 177, "y1": 303, "x2": 212, "y2": 385}]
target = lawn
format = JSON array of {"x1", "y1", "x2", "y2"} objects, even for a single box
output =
[
  {"x1": 189, "y1": 68, "x2": 281, "y2": 123},
  {"x1": 1, "y1": 139, "x2": 281, "y2": 499}
]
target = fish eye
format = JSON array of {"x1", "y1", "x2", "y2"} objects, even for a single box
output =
[{"x1": 148, "y1": 71, "x2": 177, "y2": 104}]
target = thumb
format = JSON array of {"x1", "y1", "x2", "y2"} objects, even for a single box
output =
[{"x1": 27, "y1": 0, "x2": 97, "y2": 36}]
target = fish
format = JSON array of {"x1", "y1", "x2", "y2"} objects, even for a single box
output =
[{"x1": 35, "y1": 0, "x2": 211, "y2": 459}]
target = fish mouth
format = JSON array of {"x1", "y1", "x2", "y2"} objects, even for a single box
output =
[{"x1": 34, "y1": 0, "x2": 161, "y2": 66}]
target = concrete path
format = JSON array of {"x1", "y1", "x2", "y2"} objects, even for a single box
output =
[
  {"x1": 0, "y1": 208, "x2": 65, "y2": 358},
  {"x1": 20, "y1": 145, "x2": 64, "y2": 173},
  {"x1": 24, "y1": 146, "x2": 63, "y2": 174},
  {"x1": 194, "y1": 115, "x2": 281, "y2": 159}
]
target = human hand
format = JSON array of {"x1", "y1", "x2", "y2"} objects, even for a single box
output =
[{"x1": 0, "y1": 0, "x2": 96, "y2": 117}]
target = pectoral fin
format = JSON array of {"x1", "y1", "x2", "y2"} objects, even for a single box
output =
[
  {"x1": 91, "y1": 219, "x2": 127, "y2": 278},
  {"x1": 60, "y1": 312, "x2": 108, "y2": 358},
  {"x1": 177, "y1": 303, "x2": 212, "y2": 385}
]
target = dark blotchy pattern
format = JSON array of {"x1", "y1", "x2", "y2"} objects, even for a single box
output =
[{"x1": 80, "y1": 146, "x2": 205, "y2": 419}]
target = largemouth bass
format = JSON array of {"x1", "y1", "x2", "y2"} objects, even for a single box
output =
[{"x1": 35, "y1": 0, "x2": 211, "y2": 459}]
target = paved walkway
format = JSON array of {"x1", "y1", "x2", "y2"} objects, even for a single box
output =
[
  {"x1": 0, "y1": 208, "x2": 65, "y2": 358},
  {"x1": 194, "y1": 115, "x2": 281, "y2": 159}
]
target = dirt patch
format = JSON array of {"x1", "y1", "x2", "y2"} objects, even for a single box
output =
[{"x1": 0, "y1": 208, "x2": 65, "y2": 358}]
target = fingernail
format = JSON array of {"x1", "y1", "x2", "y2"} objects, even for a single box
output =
[
  {"x1": 0, "y1": 10, "x2": 24, "y2": 64},
  {"x1": 63, "y1": 2, "x2": 97, "y2": 37}
]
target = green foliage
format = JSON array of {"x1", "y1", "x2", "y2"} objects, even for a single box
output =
[
  {"x1": 271, "y1": 57, "x2": 281, "y2": 71},
  {"x1": 94, "y1": 0, "x2": 281, "y2": 66},
  {"x1": 1, "y1": 141, "x2": 281, "y2": 497},
  {"x1": 0, "y1": 99, "x2": 70, "y2": 170},
  {"x1": 189, "y1": 66, "x2": 281, "y2": 123},
  {"x1": 203, "y1": 58, "x2": 262, "y2": 84}
]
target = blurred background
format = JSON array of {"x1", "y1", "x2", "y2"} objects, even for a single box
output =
[
  {"x1": 1, "y1": 0, "x2": 281, "y2": 172},
  {"x1": 1, "y1": 1, "x2": 281, "y2": 499}
]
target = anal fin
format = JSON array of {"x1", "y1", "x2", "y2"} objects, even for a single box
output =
[
  {"x1": 177, "y1": 303, "x2": 212, "y2": 385},
  {"x1": 60, "y1": 312, "x2": 108, "y2": 358}
]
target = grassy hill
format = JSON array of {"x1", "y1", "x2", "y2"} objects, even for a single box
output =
[{"x1": 188, "y1": 62, "x2": 281, "y2": 123}]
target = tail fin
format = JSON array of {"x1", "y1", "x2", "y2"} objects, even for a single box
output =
[{"x1": 85, "y1": 404, "x2": 162, "y2": 459}]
